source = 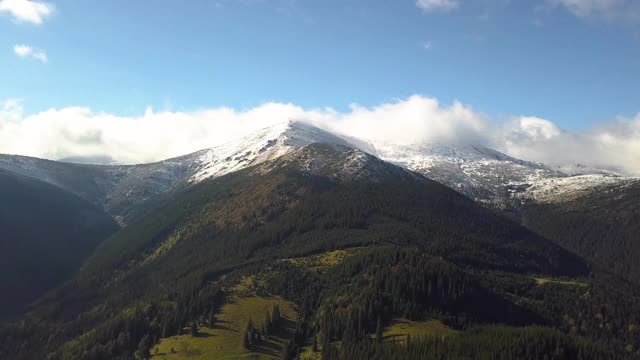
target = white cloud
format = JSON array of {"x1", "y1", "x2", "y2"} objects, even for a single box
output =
[
  {"x1": 317, "y1": 96, "x2": 490, "y2": 146},
  {"x1": 0, "y1": 95, "x2": 639, "y2": 174},
  {"x1": 499, "y1": 114, "x2": 640, "y2": 172},
  {"x1": 507, "y1": 116, "x2": 562, "y2": 141},
  {"x1": 13, "y1": 44, "x2": 47, "y2": 63},
  {"x1": 416, "y1": 0, "x2": 459, "y2": 13},
  {"x1": 0, "y1": 99, "x2": 23, "y2": 123},
  {"x1": 0, "y1": 96, "x2": 491, "y2": 165},
  {"x1": 0, "y1": 103, "x2": 315, "y2": 164},
  {"x1": 547, "y1": 0, "x2": 640, "y2": 22},
  {"x1": 0, "y1": 0, "x2": 53, "y2": 24}
]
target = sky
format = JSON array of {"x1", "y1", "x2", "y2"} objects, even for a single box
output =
[{"x1": 0, "y1": 0, "x2": 639, "y2": 171}]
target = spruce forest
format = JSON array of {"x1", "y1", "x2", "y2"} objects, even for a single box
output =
[{"x1": 1, "y1": 144, "x2": 640, "y2": 359}]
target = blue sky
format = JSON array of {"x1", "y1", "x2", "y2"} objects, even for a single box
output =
[{"x1": 1, "y1": 0, "x2": 639, "y2": 129}]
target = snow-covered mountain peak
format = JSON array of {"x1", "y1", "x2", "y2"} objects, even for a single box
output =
[{"x1": 190, "y1": 120, "x2": 353, "y2": 182}]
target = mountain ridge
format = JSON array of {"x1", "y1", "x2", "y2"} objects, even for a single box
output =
[{"x1": 0, "y1": 120, "x2": 637, "y2": 219}]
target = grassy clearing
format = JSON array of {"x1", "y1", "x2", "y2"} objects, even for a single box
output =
[
  {"x1": 298, "y1": 319, "x2": 456, "y2": 358},
  {"x1": 534, "y1": 277, "x2": 587, "y2": 287},
  {"x1": 151, "y1": 278, "x2": 298, "y2": 359},
  {"x1": 299, "y1": 345, "x2": 321, "y2": 360},
  {"x1": 284, "y1": 249, "x2": 358, "y2": 272},
  {"x1": 234, "y1": 275, "x2": 270, "y2": 298},
  {"x1": 382, "y1": 318, "x2": 459, "y2": 344},
  {"x1": 299, "y1": 341, "x2": 340, "y2": 360}
]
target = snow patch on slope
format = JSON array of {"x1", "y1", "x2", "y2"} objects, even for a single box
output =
[
  {"x1": 365, "y1": 142, "x2": 562, "y2": 206},
  {"x1": 548, "y1": 164, "x2": 633, "y2": 177},
  {"x1": 254, "y1": 142, "x2": 418, "y2": 183},
  {"x1": 516, "y1": 175, "x2": 640, "y2": 204}
]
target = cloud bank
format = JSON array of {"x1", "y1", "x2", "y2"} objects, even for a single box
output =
[
  {"x1": 0, "y1": 0, "x2": 53, "y2": 24},
  {"x1": 0, "y1": 96, "x2": 638, "y2": 174},
  {"x1": 13, "y1": 44, "x2": 47, "y2": 63},
  {"x1": 500, "y1": 115, "x2": 640, "y2": 172}
]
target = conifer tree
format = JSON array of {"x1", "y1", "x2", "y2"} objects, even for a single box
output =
[
  {"x1": 265, "y1": 309, "x2": 273, "y2": 334},
  {"x1": 243, "y1": 330, "x2": 250, "y2": 349},
  {"x1": 161, "y1": 319, "x2": 169, "y2": 339},
  {"x1": 244, "y1": 317, "x2": 255, "y2": 349},
  {"x1": 134, "y1": 334, "x2": 151, "y2": 360},
  {"x1": 281, "y1": 340, "x2": 290, "y2": 360},
  {"x1": 191, "y1": 321, "x2": 199, "y2": 337},
  {"x1": 208, "y1": 311, "x2": 215, "y2": 328}
]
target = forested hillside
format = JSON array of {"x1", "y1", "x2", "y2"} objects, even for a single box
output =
[
  {"x1": 0, "y1": 169, "x2": 118, "y2": 321},
  {"x1": 1, "y1": 144, "x2": 638, "y2": 359},
  {"x1": 520, "y1": 181, "x2": 640, "y2": 285}
]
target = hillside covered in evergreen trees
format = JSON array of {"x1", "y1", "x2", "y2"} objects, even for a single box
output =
[
  {"x1": 519, "y1": 181, "x2": 640, "y2": 285},
  {"x1": 1, "y1": 144, "x2": 639, "y2": 359},
  {"x1": 0, "y1": 169, "x2": 118, "y2": 321}
]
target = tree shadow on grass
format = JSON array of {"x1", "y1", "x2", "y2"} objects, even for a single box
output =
[
  {"x1": 246, "y1": 317, "x2": 298, "y2": 358},
  {"x1": 210, "y1": 323, "x2": 236, "y2": 332},
  {"x1": 250, "y1": 338, "x2": 282, "y2": 358},
  {"x1": 193, "y1": 332, "x2": 214, "y2": 338},
  {"x1": 279, "y1": 317, "x2": 297, "y2": 336}
]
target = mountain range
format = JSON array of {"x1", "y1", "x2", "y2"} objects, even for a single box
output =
[
  {"x1": 0, "y1": 120, "x2": 634, "y2": 216},
  {"x1": 1, "y1": 120, "x2": 639, "y2": 359}
]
